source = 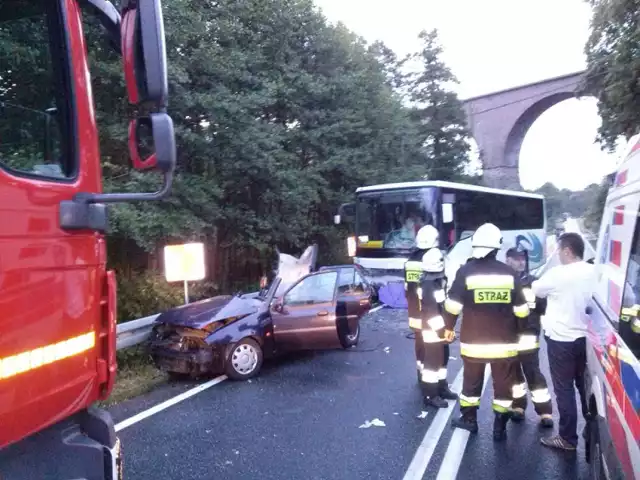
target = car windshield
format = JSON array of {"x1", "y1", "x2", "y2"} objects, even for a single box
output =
[{"x1": 355, "y1": 187, "x2": 439, "y2": 249}]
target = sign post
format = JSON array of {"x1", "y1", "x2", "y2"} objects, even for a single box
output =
[{"x1": 163, "y1": 242, "x2": 206, "y2": 304}]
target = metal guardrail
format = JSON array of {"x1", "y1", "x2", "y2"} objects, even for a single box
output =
[{"x1": 116, "y1": 314, "x2": 160, "y2": 351}]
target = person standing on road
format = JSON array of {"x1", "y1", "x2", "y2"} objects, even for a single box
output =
[
  {"x1": 443, "y1": 223, "x2": 530, "y2": 441},
  {"x1": 505, "y1": 247, "x2": 554, "y2": 428},
  {"x1": 405, "y1": 225, "x2": 457, "y2": 408},
  {"x1": 532, "y1": 233, "x2": 595, "y2": 451}
]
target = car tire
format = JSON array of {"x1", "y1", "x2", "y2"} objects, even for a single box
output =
[
  {"x1": 340, "y1": 322, "x2": 360, "y2": 349},
  {"x1": 225, "y1": 338, "x2": 263, "y2": 380}
]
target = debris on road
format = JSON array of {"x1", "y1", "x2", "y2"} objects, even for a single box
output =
[
  {"x1": 383, "y1": 347, "x2": 391, "y2": 353},
  {"x1": 449, "y1": 356, "x2": 457, "y2": 360},
  {"x1": 417, "y1": 411, "x2": 428, "y2": 419},
  {"x1": 359, "y1": 418, "x2": 386, "y2": 428},
  {"x1": 393, "y1": 412, "x2": 399, "y2": 416}
]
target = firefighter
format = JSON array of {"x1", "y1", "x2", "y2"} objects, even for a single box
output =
[
  {"x1": 443, "y1": 223, "x2": 530, "y2": 441},
  {"x1": 406, "y1": 225, "x2": 457, "y2": 408},
  {"x1": 505, "y1": 247, "x2": 554, "y2": 428}
]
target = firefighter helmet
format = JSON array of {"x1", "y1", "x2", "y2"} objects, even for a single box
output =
[
  {"x1": 422, "y1": 247, "x2": 444, "y2": 273},
  {"x1": 471, "y1": 223, "x2": 503, "y2": 258},
  {"x1": 415, "y1": 225, "x2": 439, "y2": 250}
]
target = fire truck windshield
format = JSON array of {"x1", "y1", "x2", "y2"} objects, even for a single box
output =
[{"x1": 0, "y1": 0, "x2": 72, "y2": 180}]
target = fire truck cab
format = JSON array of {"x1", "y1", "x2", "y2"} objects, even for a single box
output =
[
  {"x1": 586, "y1": 134, "x2": 640, "y2": 479},
  {"x1": 0, "y1": 0, "x2": 175, "y2": 478}
]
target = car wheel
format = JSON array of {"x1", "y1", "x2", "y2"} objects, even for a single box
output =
[
  {"x1": 225, "y1": 338, "x2": 263, "y2": 380},
  {"x1": 340, "y1": 322, "x2": 360, "y2": 348}
]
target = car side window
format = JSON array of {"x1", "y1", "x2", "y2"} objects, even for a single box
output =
[
  {"x1": 619, "y1": 215, "x2": 640, "y2": 359},
  {"x1": 337, "y1": 268, "x2": 355, "y2": 294},
  {"x1": 0, "y1": 1, "x2": 75, "y2": 180},
  {"x1": 284, "y1": 271, "x2": 338, "y2": 306},
  {"x1": 353, "y1": 271, "x2": 367, "y2": 294}
]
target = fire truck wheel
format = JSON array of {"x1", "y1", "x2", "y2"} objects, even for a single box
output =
[
  {"x1": 225, "y1": 338, "x2": 263, "y2": 380},
  {"x1": 587, "y1": 417, "x2": 605, "y2": 480}
]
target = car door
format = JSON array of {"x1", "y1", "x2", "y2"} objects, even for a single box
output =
[
  {"x1": 336, "y1": 267, "x2": 372, "y2": 335},
  {"x1": 271, "y1": 270, "x2": 341, "y2": 351}
]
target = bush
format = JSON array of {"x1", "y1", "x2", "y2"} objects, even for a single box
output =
[{"x1": 115, "y1": 270, "x2": 218, "y2": 323}]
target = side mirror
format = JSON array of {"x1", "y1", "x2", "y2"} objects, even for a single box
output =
[
  {"x1": 121, "y1": 0, "x2": 168, "y2": 107},
  {"x1": 442, "y1": 203, "x2": 454, "y2": 224},
  {"x1": 338, "y1": 203, "x2": 356, "y2": 222},
  {"x1": 128, "y1": 113, "x2": 176, "y2": 174},
  {"x1": 273, "y1": 300, "x2": 284, "y2": 313}
]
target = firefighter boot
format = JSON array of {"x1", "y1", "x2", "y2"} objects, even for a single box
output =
[
  {"x1": 493, "y1": 412, "x2": 510, "y2": 442},
  {"x1": 539, "y1": 414, "x2": 554, "y2": 428},
  {"x1": 438, "y1": 380, "x2": 459, "y2": 400},
  {"x1": 424, "y1": 395, "x2": 448, "y2": 408},
  {"x1": 510, "y1": 408, "x2": 525, "y2": 423},
  {"x1": 451, "y1": 408, "x2": 478, "y2": 434}
]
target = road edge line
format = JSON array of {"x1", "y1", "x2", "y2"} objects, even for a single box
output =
[
  {"x1": 402, "y1": 366, "x2": 464, "y2": 480},
  {"x1": 435, "y1": 364, "x2": 491, "y2": 480},
  {"x1": 115, "y1": 375, "x2": 228, "y2": 432}
]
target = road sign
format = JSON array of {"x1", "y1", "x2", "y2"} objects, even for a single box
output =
[{"x1": 163, "y1": 243, "x2": 206, "y2": 303}]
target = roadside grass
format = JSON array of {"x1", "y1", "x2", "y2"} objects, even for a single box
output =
[{"x1": 99, "y1": 347, "x2": 168, "y2": 407}]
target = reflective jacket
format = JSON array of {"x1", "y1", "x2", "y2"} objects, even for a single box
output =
[
  {"x1": 405, "y1": 249, "x2": 427, "y2": 330},
  {"x1": 443, "y1": 256, "x2": 530, "y2": 361},
  {"x1": 419, "y1": 272, "x2": 447, "y2": 343},
  {"x1": 518, "y1": 272, "x2": 547, "y2": 353}
]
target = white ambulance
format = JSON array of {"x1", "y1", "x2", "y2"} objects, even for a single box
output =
[{"x1": 585, "y1": 133, "x2": 640, "y2": 479}]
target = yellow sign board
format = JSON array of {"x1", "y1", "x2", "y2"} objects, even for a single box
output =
[{"x1": 164, "y1": 243, "x2": 206, "y2": 282}]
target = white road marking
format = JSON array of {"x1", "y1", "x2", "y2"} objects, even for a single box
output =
[
  {"x1": 115, "y1": 375, "x2": 228, "y2": 432},
  {"x1": 402, "y1": 367, "x2": 464, "y2": 480},
  {"x1": 435, "y1": 364, "x2": 491, "y2": 480},
  {"x1": 369, "y1": 305, "x2": 385, "y2": 314}
]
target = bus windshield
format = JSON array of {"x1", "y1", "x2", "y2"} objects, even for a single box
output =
[{"x1": 355, "y1": 187, "x2": 438, "y2": 250}]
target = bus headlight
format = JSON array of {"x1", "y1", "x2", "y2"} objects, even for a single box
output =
[{"x1": 347, "y1": 236, "x2": 356, "y2": 257}]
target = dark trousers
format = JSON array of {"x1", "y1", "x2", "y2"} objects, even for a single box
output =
[
  {"x1": 546, "y1": 336, "x2": 589, "y2": 446},
  {"x1": 414, "y1": 331, "x2": 449, "y2": 397},
  {"x1": 512, "y1": 348, "x2": 553, "y2": 415},
  {"x1": 460, "y1": 358, "x2": 518, "y2": 419}
]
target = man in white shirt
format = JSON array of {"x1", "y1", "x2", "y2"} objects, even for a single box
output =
[{"x1": 532, "y1": 232, "x2": 595, "y2": 451}]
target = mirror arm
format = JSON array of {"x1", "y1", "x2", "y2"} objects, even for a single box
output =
[
  {"x1": 80, "y1": 0, "x2": 122, "y2": 54},
  {"x1": 73, "y1": 171, "x2": 174, "y2": 204}
]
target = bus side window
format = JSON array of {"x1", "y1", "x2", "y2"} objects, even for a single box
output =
[{"x1": 619, "y1": 213, "x2": 640, "y2": 359}]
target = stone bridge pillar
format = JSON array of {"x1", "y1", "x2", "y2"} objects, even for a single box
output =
[{"x1": 462, "y1": 71, "x2": 587, "y2": 191}]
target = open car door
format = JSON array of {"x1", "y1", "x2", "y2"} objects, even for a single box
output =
[{"x1": 271, "y1": 270, "x2": 341, "y2": 351}]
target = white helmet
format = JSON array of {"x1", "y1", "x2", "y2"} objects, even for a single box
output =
[
  {"x1": 415, "y1": 225, "x2": 439, "y2": 250},
  {"x1": 422, "y1": 248, "x2": 444, "y2": 273},
  {"x1": 471, "y1": 223, "x2": 502, "y2": 258}
]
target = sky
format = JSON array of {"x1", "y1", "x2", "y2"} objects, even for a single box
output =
[{"x1": 313, "y1": 0, "x2": 625, "y2": 191}]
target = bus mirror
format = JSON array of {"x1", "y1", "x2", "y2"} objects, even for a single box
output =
[
  {"x1": 128, "y1": 113, "x2": 176, "y2": 174},
  {"x1": 442, "y1": 203, "x2": 454, "y2": 224},
  {"x1": 121, "y1": 0, "x2": 168, "y2": 107},
  {"x1": 338, "y1": 203, "x2": 356, "y2": 221},
  {"x1": 334, "y1": 215, "x2": 341, "y2": 225}
]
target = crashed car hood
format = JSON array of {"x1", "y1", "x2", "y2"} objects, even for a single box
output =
[{"x1": 156, "y1": 295, "x2": 263, "y2": 330}]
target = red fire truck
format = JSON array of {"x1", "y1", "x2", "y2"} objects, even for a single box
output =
[{"x1": 0, "y1": 1, "x2": 175, "y2": 478}]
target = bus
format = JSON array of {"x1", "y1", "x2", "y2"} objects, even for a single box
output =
[{"x1": 334, "y1": 181, "x2": 546, "y2": 286}]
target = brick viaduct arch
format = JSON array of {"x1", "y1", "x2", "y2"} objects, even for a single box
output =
[{"x1": 461, "y1": 71, "x2": 587, "y2": 190}]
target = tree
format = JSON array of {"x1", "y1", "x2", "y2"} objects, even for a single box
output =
[
  {"x1": 400, "y1": 29, "x2": 471, "y2": 181},
  {"x1": 583, "y1": 0, "x2": 640, "y2": 150}
]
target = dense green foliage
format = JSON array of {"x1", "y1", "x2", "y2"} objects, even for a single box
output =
[
  {"x1": 79, "y1": 0, "x2": 473, "y2": 320},
  {"x1": 584, "y1": 0, "x2": 640, "y2": 150}
]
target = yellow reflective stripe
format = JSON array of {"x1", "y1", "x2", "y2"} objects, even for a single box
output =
[
  {"x1": 466, "y1": 274, "x2": 514, "y2": 290},
  {"x1": 460, "y1": 342, "x2": 518, "y2": 359},
  {"x1": 409, "y1": 317, "x2": 422, "y2": 329},
  {"x1": 421, "y1": 369, "x2": 439, "y2": 383},
  {"x1": 633, "y1": 319, "x2": 640, "y2": 334},
  {"x1": 460, "y1": 394, "x2": 481, "y2": 407},
  {"x1": 512, "y1": 383, "x2": 527, "y2": 399},
  {"x1": 492, "y1": 399, "x2": 512, "y2": 413},
  {"x1": 438, "y1": 368, "x2": 447, "y2": 380},
  {"x1": 622, "y1": 305, "x2": 640, "y2": 316},
  {"x1": 427, "y1": 315, "x2": 445, "y2": 331},
  {"x1": 405, "y1": 261, "x2": 423, "y2": 270},
  {"x1": 522, "y1": 288, "x2": 535, "y2": 303},
  {"x1": 513, "y1": 303, "x2": 530, "y2": 318},
  {"x1": 517, "y1": 334, "x2": 539, "y2": 351},
  {"x1": 433, "y1": 289, "x2": 445, "y2": 303},
  {"x1": 445, "y1": 298, "x2": 463, "y2": 315},
  {"x1": 417, "y1": 287, "x2": 423, "y2": 300},
  {"x1": 0, "y1": 331, "x2": 95, "y2": 380}
]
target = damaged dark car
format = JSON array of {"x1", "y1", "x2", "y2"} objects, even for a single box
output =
[{"x1": 149, "y1": 246, "x2": 374, "y2": 380}]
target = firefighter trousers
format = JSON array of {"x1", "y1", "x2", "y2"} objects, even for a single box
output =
[
  {"x1": 414, "y1": 330, "x2": 449, "y2": 398},
  {"x1": 512, "y1": 348, "x2": 553, "y2": 416},
  {"x1": 459, "y1": 357, "x2": 518, "y2": 420}
]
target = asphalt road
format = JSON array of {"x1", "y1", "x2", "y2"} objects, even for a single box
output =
[{"x1": 107, "y1": 308, "x2": 591, "y2": 480}]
